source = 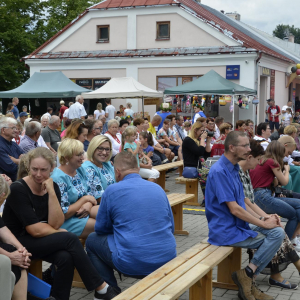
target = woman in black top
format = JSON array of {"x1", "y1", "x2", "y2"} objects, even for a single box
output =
[
  {"x1": 182, "y1": 121, "x2": 211, "y2": 205},
  {"x1": 0, "y1": 175, "x2": 30, "y2": 300},
  {"x1": 3, "y1": 147, "x2": 119, "y2": 300}
]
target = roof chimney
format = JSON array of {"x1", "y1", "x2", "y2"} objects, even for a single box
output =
[
  {"x1": 225, "y1": 12, "x2": 241, "y2": 21},
  {"x1": 220, "y1": 10, "x2": 225, "y2": 14},
  {"x1": 288, "y1": 33, "x2": 295, "y2": 43}
]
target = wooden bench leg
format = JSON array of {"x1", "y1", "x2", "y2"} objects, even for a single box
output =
[
  {"x1": 189, "y1": 270, "x2": 212, "y2": 300},
  {"x1": 172, "y1": 203, "x2": 189, "y2": 235},
  {"x1": 212, "y1": 247, "x2": 241, "y2": 290},
  {"x1": 156, "y1": 170, "x2": 169, "y2": 192},
  {"x1": 184, "y1": 181, "x2": 200, "y2": 206},
  {"x1": 178, "y1": 165, "x2": 183, "y2": 176},
  {"x1": 28, "y1": 259, "x2": 43, "y2": 280}
]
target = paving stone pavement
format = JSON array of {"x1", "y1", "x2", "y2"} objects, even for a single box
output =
[{"x1": 45, "y1": 170, "x2": 300, "y2": 299}]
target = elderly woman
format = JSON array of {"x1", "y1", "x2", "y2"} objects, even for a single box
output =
[
  {"x1": 12, "y1": 121, "x2": 23, "y2": 145},
  {"x1": 210, "y1": 123, "x2": 232, "y2": 157},
  {"x1": 41, "y1": 114, "x2": 50, "y2": 129},
  {"x1": 82, "y1": 136, "x2": 115, "y2": 202},
  {"x1": 0, "y1": 176, "x2": 29, "y2": 300},
  {"x1": 3, "y1": 148, "x2": 114, "y2": 300},
  {"x1": 51, "y1": 139, "x2": 99, "y2": 238},
  {"x1": 104, "y1": 119, "x2": 121, "y2": 159},
  {"x1": 182, "y1": 121, "x2": 212, "y2": 206}
]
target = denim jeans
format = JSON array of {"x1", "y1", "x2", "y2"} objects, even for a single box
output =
[
  {"x1": 86, "y1": 233, "x2": 145, "y2": 293},
  {"x1": 254, "y1": 189, "x2": 300, "y2": 239},
  {"x1": 230, "y1": 225, "x2": 285, "y2": 275}
]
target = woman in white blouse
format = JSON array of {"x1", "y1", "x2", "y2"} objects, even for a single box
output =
[{"x1": 104, "y1": 119, "x2": 121, "y2": 159}]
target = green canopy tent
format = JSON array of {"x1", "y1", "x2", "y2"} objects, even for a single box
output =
[
  {"x1": 0, "y1": 71, "x2": 90, "y2": 98},
  {"x1": 164, "y1": 70, "x2": 257, "y2": 125}
]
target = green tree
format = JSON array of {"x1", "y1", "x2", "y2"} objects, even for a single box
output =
[{"x1": 273, "y1": 24, "x2": 300, "y2": 44}]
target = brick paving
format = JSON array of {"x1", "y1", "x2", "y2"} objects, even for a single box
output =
[{"x1": 52, "y1": 170, "x2": 300, "y2": 299}]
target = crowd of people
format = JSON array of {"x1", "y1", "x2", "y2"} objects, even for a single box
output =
[{"x1": 2, "y1": 95, "x2": 300, "y2": 300}]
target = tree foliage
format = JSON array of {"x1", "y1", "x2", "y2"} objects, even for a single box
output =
[
  {"x1": 273, "y1": 24, "x2": 300, "y2": 44},
  {"x1": 0, "y1": 0, "x2": 100, "y2": 92}
]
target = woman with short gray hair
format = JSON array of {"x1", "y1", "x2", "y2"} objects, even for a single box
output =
[{"x1": 104, "y1": 119, "x2": 121, "y2": 159}]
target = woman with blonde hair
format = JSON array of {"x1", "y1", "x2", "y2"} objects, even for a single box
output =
[
  {"x1": 82, "y1": 136, "x2": 115, "y2": 202},
  {"x1": 182, "y1": 121, "x2": 212, "y2": 205},
  {"x1": 64, "y1": 119, "x2": 88, "y2": 144},
  {"x1": 3, "y1": 147, "x2": 114, "y2": 300},
  {"x1": 124, "y1": 102, "x2": 134, "y2": 117},
  {"x1": 94, "y1": 103, "x2": 105, "y2": 120},
  {"x1": 51, "y1": 139, "x2": 99, "y2": 238}
]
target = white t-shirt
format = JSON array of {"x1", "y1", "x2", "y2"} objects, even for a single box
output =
[
  {"x1": 282, "y1": 112, "x2": 292, "y2": 126},
  {"x1": 105, "y1": 105, "x2": 116, "y2": 122},
  {"x1": 253, "y1": 135, "x2": 271, "y2": 151},
  {"x1": 63, "y1": 108, "x2": 69, "y2": 118},
  {"x1": 67, "y1": 102, "x2": 87, "y2": 119},
  {"x1": 124, "y1": 108, "x2": 134, "y2": 117},
  {"x1": 94, "y1": 109, "x2": 105, "y2": 120},
  {"x1": 282, "y1": 105, "x2": 293, "y2": 113}
]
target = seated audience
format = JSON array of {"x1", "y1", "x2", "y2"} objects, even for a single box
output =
[
  {"x1": 183, "y1": 121, "x2": 191, "y2": 137},
  {"x1": 270, "y1": 126, "x2": 285, "y2": 141},
  {"x1": 19, "y1": 121, "x2": 41, "y2": 153},
  {"x1": 41, "y1": 115, "x2": 61, "y2": 154},
  {"x1": 64, "y1": 119, "x2": 88, "y2": 144},
  {"x1": 82, "y1": 136, "x2": 115, "y2": 201},
  {"x1": 182, "y1": 121, "x2": 211, "y2": 205},
  {"x1": 3, "y1": 148, "x2": 114, "y2": 300},
  {"x1": 132, "y1": 118, "x2": 145, "y2": 138},
  {"x1": 60, "y1": 119, "x2": 71, "y2": 138},
  {"x1": 41, "y1": 114, "x2": 50, "y2": 129},
  {"x1": 210, "y1": 122, "x2": 231, "y2": 157},
  {"x1": 104, "y1": 119, "x2": 121, "y2": 159},
  {"x1": 0, "y1": 117, "x2": 24, "y2": 182},
  {"x1": 253, "y1": 122, "x2": 272, "y2": 150},
  {"x1": 143, "y1": 118, "x2": 150, "y2": 132},
  {"x1": 148, "y1": 115, "x2": 161, "y2": 138},
  {"x1": 19, "y1": 112, "x2": 28, "y2": 127},
  {"x1": 245, "y1": 119, "x2": 254, "y2": 139},
  {"x1": 0, "y1": 176, "x2": 29, "y2": 300},
  {"x1": 119, "y1": 119, "x2": 129, "y2": 135},
  {"x1": 250, "y1": 140, "x2": 300, "y2": 245},
  {"x1": 99, "y1": 115, "x2": 108, "y2": 134},
  {"x1": 173, "y1": 116, "x2": 185, "y2": 141},
  {"x1": 84, "y1": 119, "x2": 103, "y2": 151},
  {"x1": 12, "y1": 121, "x2": 23, "y2": 145},
  {"x1": 206, "y1": 131, "x2": 285, "y2": 300},
  {"x1": 51, "y1": 139, "x2": 99, "y2": 238},
  {"x1": 86, "y1": 152, "x2": 176, "y2": 294},
  {"x1": 239, "y1": 139, "x2": 299, "y2": 290},
  {"x1": 140, "y1": 131, "x2": 156, "y2": 163},
  {"x1": 214, "y1": 116, "x2": 224, "y2": 140}
]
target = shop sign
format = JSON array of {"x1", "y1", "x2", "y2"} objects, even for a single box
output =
[
  {"x1": 262, "y1": 67, "x2": 271, "y2": 76},
  {"x1": 226, "y1": 65, "x2": 240, "y2": 80},
  {"x1": 93, "y1": 79, "x2": 110, "y2": 90},
  {"x1": 75, "y1": 79, "x2": 92, "y2": 89}
]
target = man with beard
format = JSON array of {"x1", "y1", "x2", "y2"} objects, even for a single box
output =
[{"x1": 205, "y1": 131, "x2": 284, "y2": 300}]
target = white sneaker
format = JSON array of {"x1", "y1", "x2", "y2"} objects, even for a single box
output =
[{"x1": 291, "y1": 238, "x2": 300, "y2": 252}]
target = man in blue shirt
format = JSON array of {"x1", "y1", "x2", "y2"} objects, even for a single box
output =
[
  {"x1": 11, "y1": 97, "x2": 19, "y2": 119},
  {"x1": 205, "y1": 131, "x2": 284, "y2": 300},
  {"x1": 86, "y1": 152, "x2": 176, "y2": 295},
  {"x1": 0, "y1": 117, "x2": 24, "y2": 181}
]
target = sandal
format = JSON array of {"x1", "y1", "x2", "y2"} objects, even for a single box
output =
[{"x1": 269, "y1": 277, "x2": 298, "y2": 289}]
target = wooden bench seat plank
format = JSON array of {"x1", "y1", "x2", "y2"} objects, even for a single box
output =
[
  {"x1": 175, "y1": 177, "x2": 199, "y2": 206},
  {"x1": 153, "y1": 161, "x2": 183, "y2": 172},
  {"x1": 145, "y1": 247, "x2": 234, "y2": 300},
  {"x1": 113, "y1": 243, "x2": 210, "y2": 300},
  {"x1": 133, "y1": 245, "x2": 220, "y2": 300},
  {"x1": 168, "y1": 194, "x2": 194, "y2": 206}
]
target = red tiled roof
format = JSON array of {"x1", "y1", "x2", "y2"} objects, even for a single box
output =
[{"x1": 26, "y1": 0, "x2": 294, "y2": 62}]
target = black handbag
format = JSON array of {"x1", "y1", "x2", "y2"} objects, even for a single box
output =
[{"x1": 274, "y1": 187, "x2": 293, "y2": 198}]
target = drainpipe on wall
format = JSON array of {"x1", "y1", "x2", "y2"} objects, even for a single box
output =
[{"x1": 254, "y1": 51, "x2": 262, "y2": 132}]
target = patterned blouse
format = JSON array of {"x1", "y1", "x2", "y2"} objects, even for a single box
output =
[
  {"x1": 238, "y1": 166, "x2": 254, "y2": 203},
  {"x1": 82, "y1": 161, "x2": 115, "y2": 199}
]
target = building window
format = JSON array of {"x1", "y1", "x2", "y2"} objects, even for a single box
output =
[
  {"x1": 156, "y1": 22, "x2": 170, "y2": 40},
  {"x1": 97, "y1": 25, "x2": 109, "y2": 43}
]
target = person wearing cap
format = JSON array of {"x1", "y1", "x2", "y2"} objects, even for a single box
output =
[
  {"x1": 59, "y1": 100, "x2": 68, "y2": 130},
  {"x1": 265, "y1": 99, "x2": 271, "y2": 122},
  {"x1": 19, "y1": 112, "x2": 28, "y2": 126}
]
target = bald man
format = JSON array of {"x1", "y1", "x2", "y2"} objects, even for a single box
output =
[{"x1": 86, "y1": 152, "x2": 176, "y2": 294}]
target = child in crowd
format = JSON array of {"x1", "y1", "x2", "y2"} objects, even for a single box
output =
[
  {"x1": 122, "y1": 127, "x2": 141, "y2": 166},
  {"x1": 294, "y1": 111, "x2": 300, "y2": 123},
  {"x1": 183, "y1": 121, "x2": 191, "y2": 137},
  {"x1": 140, "y1": 131, "x2": 154, "y2": 159},
  {"x1": 282, "y1": 107, "x2": 292, "y2": 126}
]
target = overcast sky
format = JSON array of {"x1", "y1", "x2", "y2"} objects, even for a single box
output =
[{"x1": 201, "y1": 0, "x2": 300, "y2": 35}]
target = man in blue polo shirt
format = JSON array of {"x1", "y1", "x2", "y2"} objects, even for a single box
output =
[
  {"x1": 86, "y1": 152, "x2": 176, "y2": 298},
  {"x1": 205, "y1": 131, "x2": 284, "y2": 300},
  {"x1": 11, "y1": 97, "x2": 19, "y2": 119},
  {"x1": 0, "y1": 117, "x2": 24, "y2": 181}
]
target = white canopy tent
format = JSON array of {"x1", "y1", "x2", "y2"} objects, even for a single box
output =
[{"x1": 81, "y1": 77, "x2": 163, "y2": 116}]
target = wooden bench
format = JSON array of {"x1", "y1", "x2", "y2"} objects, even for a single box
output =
[
  {"x1": 114, "y1": 242, "x2": 240, "y2": 300},
  {"x1": 168, "y1": 193, "x2": 194, "y2": 236},
  {"x1": 153, "y1": 161, "x2": 183, "y2": 192},
  {"x1": 175, "y1": 177, "x2": 199, "y2": 206}
]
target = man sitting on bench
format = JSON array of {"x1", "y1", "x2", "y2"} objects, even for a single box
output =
[
  {"x1": 86, "y1": 152, "x2": 176, "y2": 296},
  {"x1": 205, "y1": 131, "x2": 285, "y2": 300}
]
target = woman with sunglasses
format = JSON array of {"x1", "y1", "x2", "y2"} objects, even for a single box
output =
[
  {"x1": 82, "y1": 136, "x2": 115, "y2": 203},
  {"x1": 51, "y1": 139, "x2": 99, "y2": 239}
]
